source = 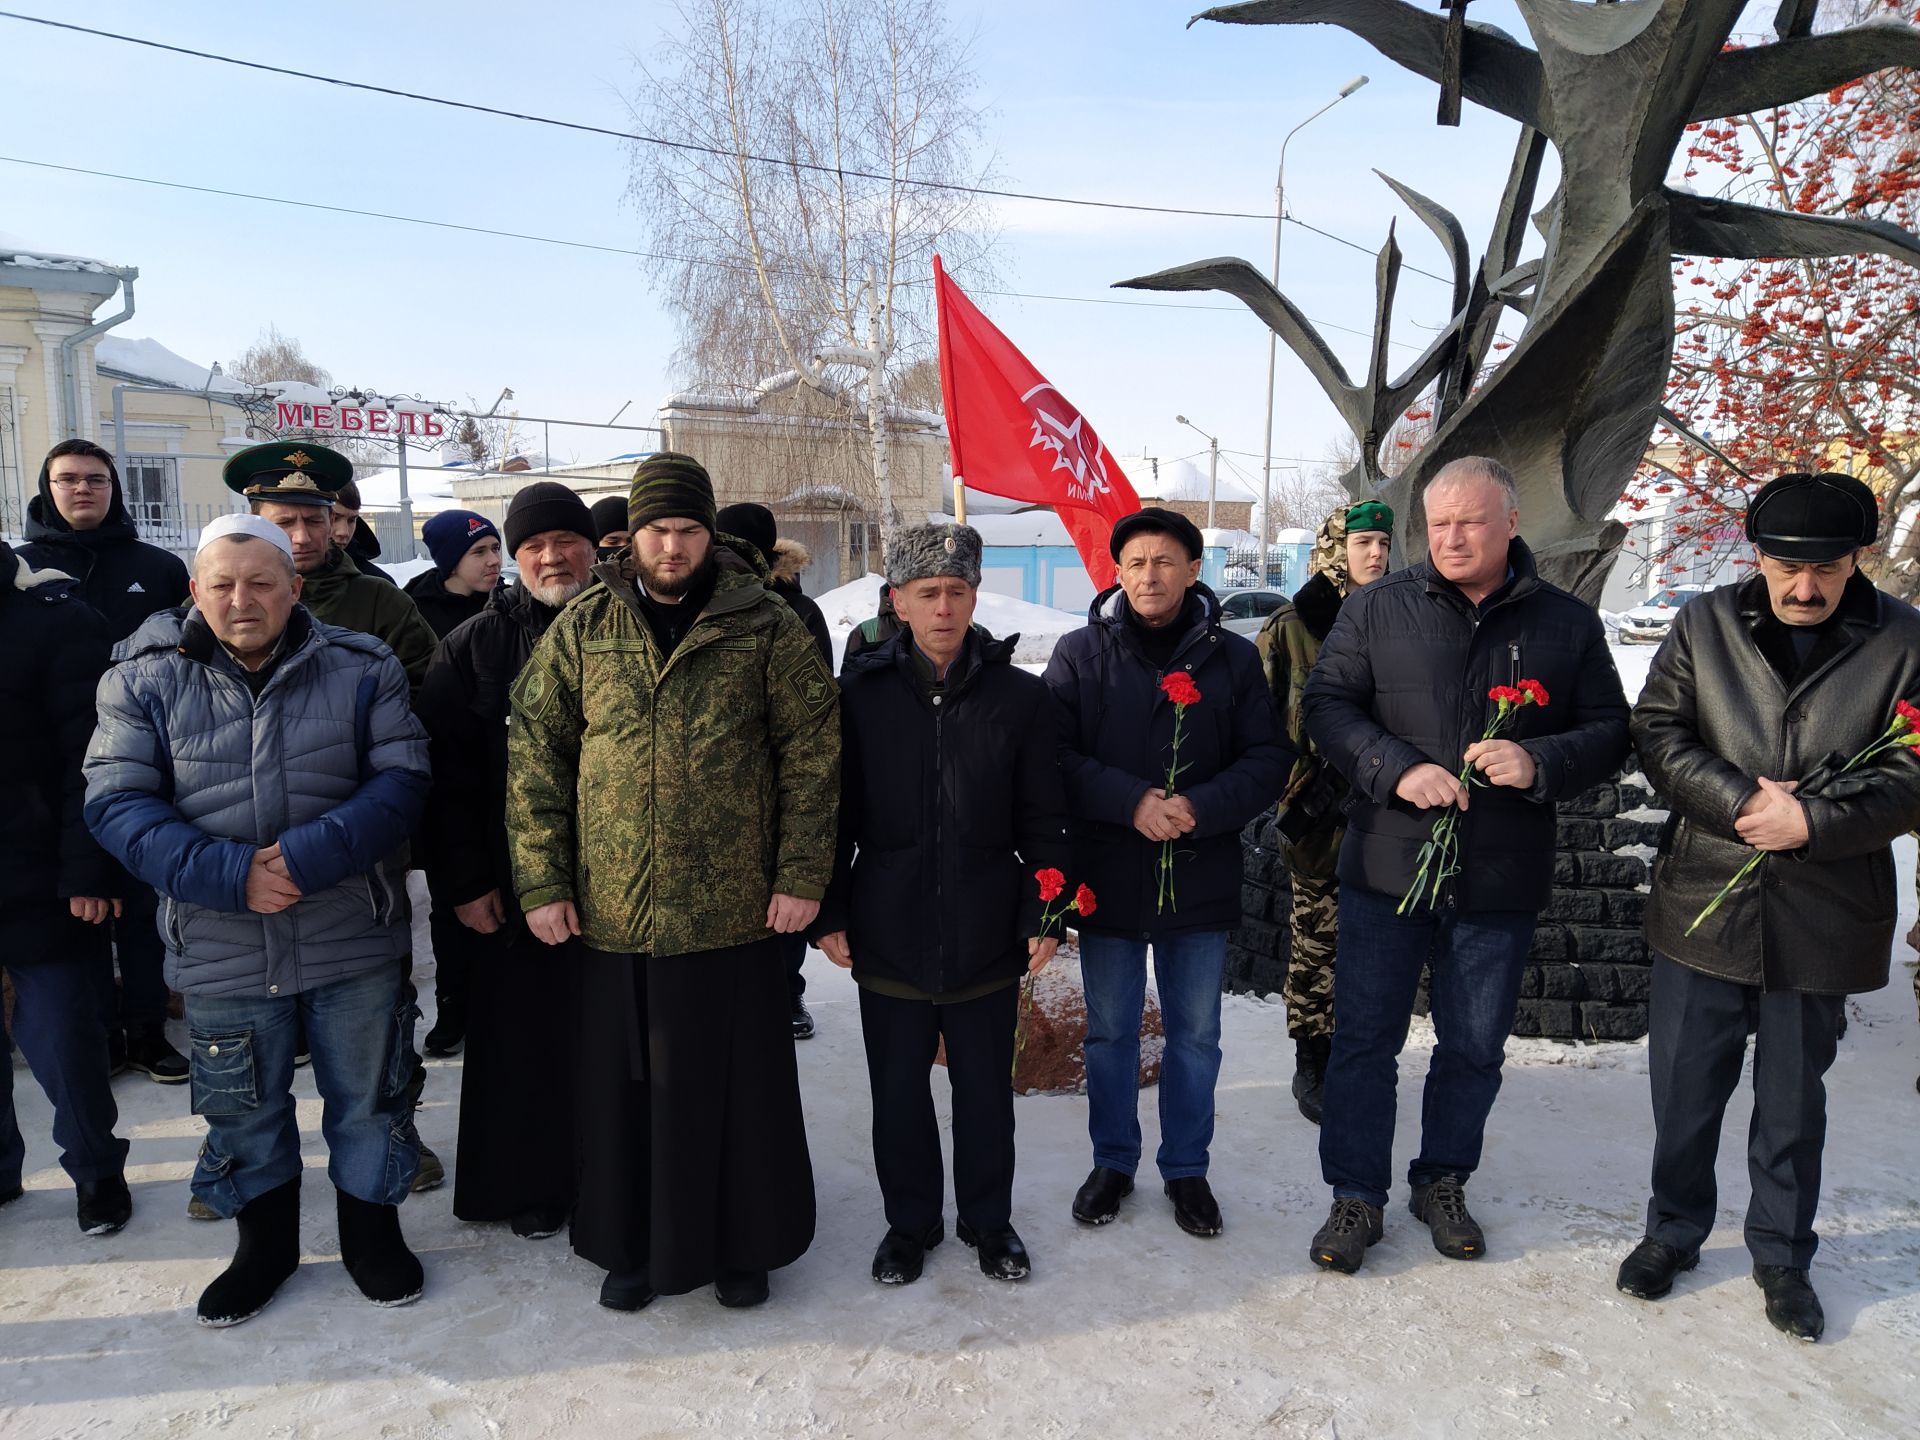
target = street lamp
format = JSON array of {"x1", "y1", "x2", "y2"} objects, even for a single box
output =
[
  {"x1": 1260, "y1": 74, "x2": 1368, "y2": 581},
  {"x1": 1175, "y1": 414, "x2": 1220, "y2": 531}
]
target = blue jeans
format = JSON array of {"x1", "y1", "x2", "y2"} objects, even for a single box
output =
[
  {"x1": 1319, "y1": 887, "x2": 1534, "y2": 1208},
  {"x1": 186, "y1": 961, "x2": 420, "y2": 1216},
  {"x1": 1080, "y1": 930, "x2": 1227, "y2": 1181}
]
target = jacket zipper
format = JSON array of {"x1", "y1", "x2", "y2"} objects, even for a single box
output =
[{"x1": 933, "y1": 696, "x2": 946, "y2": 992}]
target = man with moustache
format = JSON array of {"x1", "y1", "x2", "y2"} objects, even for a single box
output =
[
  {"x1": 418, "y1": 482, "x2": 600, "y2": 1241},
  {"x1": 507, "y1": 453, "x2": 839, "y2": 1312}
]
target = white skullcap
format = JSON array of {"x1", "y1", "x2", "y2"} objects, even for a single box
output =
[{"x1": 195, "y1": 513, "x2": 295, "y2": 561}]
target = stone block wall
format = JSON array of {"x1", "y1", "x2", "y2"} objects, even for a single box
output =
[{"x1": 1224, "y1": 779, "x2": 1672, "y2": 1042}]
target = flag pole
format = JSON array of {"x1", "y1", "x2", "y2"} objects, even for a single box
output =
[{"x1": 954, "y1": 474, "x2": 967, "y2": 525}]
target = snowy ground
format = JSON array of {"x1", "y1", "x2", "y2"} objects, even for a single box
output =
[{"x1": 5, "y1": 640, "x2": 1918, "y2": 1438}]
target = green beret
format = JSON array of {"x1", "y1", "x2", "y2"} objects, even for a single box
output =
[
  {"x1": 1345, "y1": 500, "x2": 1394, "y2": 535},
  {"x1": 223, "y1": 441, "x2": 353, "y2": 507}
]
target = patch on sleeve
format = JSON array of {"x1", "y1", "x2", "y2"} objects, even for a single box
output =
[
  {"x1": 778, "y1": 647, "x2": 838, "y2": 721},
  {"x1": 510, "y1": 659, "x2": 563, "y2": 725}
]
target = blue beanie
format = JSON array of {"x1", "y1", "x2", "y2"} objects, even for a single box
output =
[{"x1": 422, "y1": 509, "x2": 500, "y2": 577}]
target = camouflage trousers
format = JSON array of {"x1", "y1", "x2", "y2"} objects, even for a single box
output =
[{"x1": 1285, "y1": 867, "x2": 1339, "y2": 1041}]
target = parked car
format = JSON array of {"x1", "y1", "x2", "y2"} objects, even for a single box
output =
[
  {"x1": 1219, "y1": 587, "x2": 1287, "y2": 637},
  {"x1": 1617, "y1": 584, "x2": 1708, "y2": 644}
]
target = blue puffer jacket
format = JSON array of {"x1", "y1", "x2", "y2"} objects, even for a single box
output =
[{"x1": 83, "y1": 604, "x2": 431, "y2": 997}]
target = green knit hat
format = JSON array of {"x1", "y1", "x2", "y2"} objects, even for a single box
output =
[
  {"x1": 1345, "y1": 500, "x2": 1394, "y2": 535},
  {"x1": 628, "y1": 451, "x2": 717, "y2": 534}
]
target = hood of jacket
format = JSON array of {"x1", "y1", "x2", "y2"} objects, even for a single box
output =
[
  {"x1": 1, "y1": 538, "x2": 78, "y2": 594},
  {"x1": 770, "y1": 537, "x2": 810, "y2": 586},
  {"x1": 24, "y1": 460, "x2": 141, "y2": 551}
]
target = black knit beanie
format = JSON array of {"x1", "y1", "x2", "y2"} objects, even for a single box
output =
[
  {"x1": 589, "y1": 495, "x2": 630, "y2": 542},
  {"x1": 628, "y1": 452, "x2": 717, "y2": 534},
  {"x1": 715, "y1": 502, "x2": 777, "y2": 567},
  {"x1": 504, "y1": 481, "x2": 595, "y2": 556}
]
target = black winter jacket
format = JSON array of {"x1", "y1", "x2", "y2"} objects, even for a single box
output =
[
  {"x1": 404, "y1": 568, "x2": 493, "y2": 640},
  {"x1": 0, "y1": 541, "x2": 117, "y2": 915},
  {"x1": 346, "y1": 519, "x2": 396, "y2": 585},
  {"x1": 18, "y1": 482, "x2": 188, "y2": 645},
  {"x1": 817, "y1": 629, "x2": 1070, "y2": 995},
  {"x1": 416, "y1": 580, "x2": 566, "y2": 913},
  {"x1": 1302, "y1": 537, "x2": 1630, "y2": 912},
  {"x1": 1633, "y1": 573, "x2": 1920, "y2": 994},
  {"x1": 1043, "y1": 582, "x2": 1291, "y2": 937}
]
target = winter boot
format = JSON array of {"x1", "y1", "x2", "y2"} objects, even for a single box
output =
[
  {"x1": 197, "y1": 1177, "x2": 300, "y2": 1327},
  {"x1": 422, "y1": 1000, "x2": 466, "y2": 1058},
  {"x1": 1409, "y1": 1176, "x2": 1486, "y2": 1260},
  {"x1": 123, "y1": 1022, "x2": 190, "y2": 1084},
  {"x1": 75, "y1": 1175, "x2": 132, "y2": 1236},
  {"x1": 1309, "y1": 1196, "x2": 1383, "y2": 1274},
  {"x1": 1291, "y1": 1034, "x2": 1332, "y2": 1125},
  {"x1": 1754, "y1": 1264, "x2": 1825, "y2": 1341},
  {"x1": 336, "y1": 1189, "x2": 424, "y2": 1307}
]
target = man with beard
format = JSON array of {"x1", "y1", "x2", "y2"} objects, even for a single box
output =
[
  {"x1": 20, "y1": 439, "x2": 191, "y2": 1084},
  {"x1": 507, "y1": 453, "x2": 839, "y2": 1312},
  {"x1": 418, "y1": 482, "x2": 598, "y2": 1241},
  {"x1": 1255, "y1": 500, "x2": 1393, "y2": 1122}
]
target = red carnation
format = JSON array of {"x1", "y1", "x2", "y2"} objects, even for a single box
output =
[
  {"x1": 1897, "y1": 699, "x2": 1920, "y2": 732},
  {"x1": 1518, "y1": 679, "x2": 1550, "y2": 707},
  {"x1": 1073, "y1": 883, "x2": 1097, "y2": 917},
  {"x1": 1489, "y1": 685, "x2": 1524, "y2": 705},
  {"x1": 1035, "y1": 868, "x2": 1066, "y2": 903},
  {"x1": 1160, "y1": 672, "x2": 1203, "y2": 707}
]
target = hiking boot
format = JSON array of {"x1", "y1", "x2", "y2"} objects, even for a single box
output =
[
  {"x1": 1754, "y1": 1264, "x2": 1824, "y2": 1341},
  {"x1": 1291, "y1": 1034, "x2": 1331, "y2": 1125},
  {"x1": 1309, "y1": 1196, "x2": 1383, "y2": 1274},
  {"x1": 336, "y1": 1189, "x2": 423, "y2": 1307},
  {"x1": 76, "y1": 1175, "x2": 132, "y2": 1236},
  {"x1": 1164, "y1": 1176, "x2": 1223, "y2": 1237},
  {"x1": 1616, "y1": 1237, "x2": 1698, "y2": 1300},
  {"x1": 1071, "y1": 1166, "x2": 1133, "y2": 1226},
  {"x1": 410, "y1": 1143, "x2": 446, "y2": 1193},
  {"x1": 197, "y1": 1178, "x2": 299, "y2": 1326},
  {"x1": 1409, "y1": 1177, "x2": 1485, "y2": 1260}
]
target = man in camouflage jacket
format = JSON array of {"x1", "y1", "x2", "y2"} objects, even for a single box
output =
[
  {"x1": 1254, "y1": 500, "x2": 1392, "y2": 1122},
  {"x1": 505, "y1": 451, "x2": 838, "y2": 1314}
]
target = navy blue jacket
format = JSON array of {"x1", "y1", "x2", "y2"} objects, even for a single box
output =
[
  {"x1": 1043, "y1": 582, "x2": 1291, "y2": 937},
  {"x1": 1302, "y1": 537, "x2": 1630, "y2": 912},
  {"x1": 816, "y1": 628, "x2": 1070, "y2": 995}
]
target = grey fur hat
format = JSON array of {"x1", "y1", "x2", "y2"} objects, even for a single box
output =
[{"x1": 885, "y1": 522, "x2": 983, "y2": 587}]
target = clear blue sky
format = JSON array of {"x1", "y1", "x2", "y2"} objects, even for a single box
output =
[{"x1": 4, "y1": 1, "x2": 1689, "y2": 494}]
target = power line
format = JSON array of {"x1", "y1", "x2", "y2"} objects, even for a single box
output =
[
  {"x1": 0, "y1": 8, "x2": 1453, "y2": 284},
  {"x1": 0, "y1": 154, "x2": 1427, "y2": 348}
]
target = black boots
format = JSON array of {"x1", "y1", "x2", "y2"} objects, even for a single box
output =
[
  {"x1": 336, "y1": 1189, "x2": 424, "y2": 1308},
  {"x1": 1409, "y1": 1177, "x2": 1485, "y2": 1260},
  {"x1": 422, "y1": 1003, "x2": 466, "y2": 1058},
  {"x1": 872, "y1": 1219, "x2": 945, "y2": 1284},
  {"x1": 714, "y1": 1270, "x2": 770, "y2": 1308},
  {"x1": 1071, "y1": 1167, "x2": 1133, "y2": 1225},
  {"x1": 790, "y1": 998, "x2": 816, "y2": 1041},
  {"x1": 1165, "y1": 1177, "x2": 1224, "y2": 1237},
  {"x1": 1616, "y1": 1238, "x2": 1699, "y2": 1300},
  {"x1": 599, "y1": 1269, "x2": 658, "y2": 1312},
  {"x1": 956, "y1": 1220, "x2": 1031, "y2": 1281},
  {"x1": 1754, "y1": 1264, "x2": 1825, "y2": 1341},
  {"x1": 76, "y1": 1175, "x2": 133, "y2": 1236},
  {"x1": 1291, "y1": 1034, "x2": 1331, "y2": 1124},
  {"x1": 1309, "y1": 1196, "x2": 1384, "y2": 1274},
  {"x1": 197, "y1": 1178, "x2": 300, "y2": 1327}
]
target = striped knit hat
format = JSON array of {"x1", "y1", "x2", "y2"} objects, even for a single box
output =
[{"x1": 628, "y1": 452, "x2": 717, "y2": 535}]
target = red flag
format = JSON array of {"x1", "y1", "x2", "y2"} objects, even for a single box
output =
[{"x1": 934, "y1": 255, "x2": 1139, "y2": 590}]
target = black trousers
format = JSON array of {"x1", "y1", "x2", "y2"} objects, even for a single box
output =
[
  {"x1": 572, "y1": 939, "x2": 815, "y2": 1292},
  {"x1": 108, "y1": 882, "x2": 170, "y2": 1031},
  {"x1": 858, "y1": 981, "x2": 1018, "y2": 1236},
  {"x1": 451, "y1": 925, "x2": 578, "y2": 1221},
  {"x1": 425, "y1": 875, "x2": 478, "y2": 1019},
  {"x1": 1645, "y1": 954, "x2": 1844, "y2": 1269},
  {"x1": 782, "y1": 933, "x2": 806, "y2": 1000}
]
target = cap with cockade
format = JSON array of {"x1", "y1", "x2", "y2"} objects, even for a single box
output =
[{"x1": 223, "y1": 441, "x2": 354, "y2": 507}]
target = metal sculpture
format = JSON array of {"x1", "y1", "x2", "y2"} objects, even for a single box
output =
[{"x1": 1120, "y1": 1, "x2": 1920, "y2": 598}]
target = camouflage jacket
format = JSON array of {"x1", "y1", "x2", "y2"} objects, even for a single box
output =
[
  {"x1": 1255, "y1": 570, "x2": 1348, "y2": 878},
  {"x1": 505, "y1": 550, "x2": 841, "y2": 957}
]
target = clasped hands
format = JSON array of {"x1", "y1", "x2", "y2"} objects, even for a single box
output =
[
  {"x1": 1132, "y1": 787, "x2": 1196, "y2": 843},
  {"x1": 1735, "y1": 777, "x2": 1806, "y2": 852},
  {"x1": 1395, "y1": 739, "x2": 1537, "y2": 811}
]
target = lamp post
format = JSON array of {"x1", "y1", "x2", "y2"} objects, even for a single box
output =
[
  {"x1": 1175, "y1": 414, "x2": 1220, "y2": 531},
  {"x1": 1260, "y1": 75, "x2": 1368, "y2": 580}
]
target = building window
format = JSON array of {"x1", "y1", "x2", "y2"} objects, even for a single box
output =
[{"x1": 124, "y1": 455, "x2": 183, "y2": 540}]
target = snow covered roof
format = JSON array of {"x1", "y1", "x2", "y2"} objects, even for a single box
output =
[
  {"x1": 95, "y1": 336, "x2": 248, "y2": 394},
  {"x1": 353, "y1": 459, "x2": 486, "y2": 510},
  {"x1": 1201, "y1": 527, "x2": 1260, "y2": 548},
  {"x1": 1274, "y1": 527, "x2": 1315, "y2": 545},
  {"x1": 0, "y1": 236, "x2": 128, "y2": 275},
  {"x1": 949, "y1": 509, "x2": 1074, "y2": 547}
]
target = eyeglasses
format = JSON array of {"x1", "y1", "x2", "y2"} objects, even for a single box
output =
[{"x1": 51, "y1": 476, "x2": 113, "y2": 491}]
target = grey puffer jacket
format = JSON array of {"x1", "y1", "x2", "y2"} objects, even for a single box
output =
[
  {"x1": 83, "y1": 604, "x2": 431, "y2": 997},
  {"x1": 1633, "y1": 573, "x2": 1920, "y2": 994}
]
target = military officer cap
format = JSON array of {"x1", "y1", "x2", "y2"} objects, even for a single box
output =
[
  {"x1": 1744, "y1": 471, "x2": 1879, "y2": 562},
  {"x1": 223, "y1": 441, "x2": 353, "y2": 507}
]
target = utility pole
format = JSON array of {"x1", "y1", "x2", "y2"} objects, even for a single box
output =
[{"x1": 1176, "y1": 414, "x2": 1220, "y2": 531}]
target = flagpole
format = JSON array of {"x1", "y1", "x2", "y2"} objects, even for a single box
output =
[{"x1": 954, "y1": 474, "x2": 967, "y2": 525}]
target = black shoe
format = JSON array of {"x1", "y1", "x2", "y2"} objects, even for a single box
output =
[
  {"x1": 336, "y1": 1189, "x2": 424, "y2": 1307},
  {"x1": 715, "y1": 1269, "x2": 770, "y2": 1307},
  {"x1": 411, "y1": 1144, "x2": 446, "y2": 1193},
  {"x1": 1291, "y1": 1034, "x2": 1331, "y2": 1125},
  {"x1": 509, "y1": 1202, "x2": 570, "y2": 1240},
  {"x1": 1615, "y1": 1237, "x2": 1698, "y2": 1300},
  {"x1": 791, "y1": 998, "x2": 815, "y2": 1041},
  {"x1": 1310, "y1": 1197, "x2": 1384, "y2": 1273},
  {"x1": 1165, "y1": 1176, "x2": 1223, "y2": 1237},
  {"x1": 123, "y1": 1026, "x2": 189, "y2": 1084},
  {"x1": 197, "y1": 1178, "x2": 300, "y2": 1327},
  {"x1": 871, "y1": 1219, "x2": 944, "y2": 1284},
  {"x1": 1072, "y1": 1166, "x2": 1134, "y2": 1226},
  {"x1": 1409, "y1": 1177, "x2": 1485, "y2": 1260},
  {"x1": 1754, "y1": 1264, "x2": 1825, "y2": 1341},
  {"x1": 76, "y1": 1175, "x2": 132, "y2": 1236},
  {"x1": 422, "y1": 1009, "x2": 465, "y2": 1058},
  {"x1": 599, "y1": 1268, "x2": 658, "y2": 1312},
  {"x1": 957, "y1": 1219, "x2": 1031, "y2": 1281}
]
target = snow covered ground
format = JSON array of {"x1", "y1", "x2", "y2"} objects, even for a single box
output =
[{"x1": 5, "y1": 641, "x2": 1918, "y2": 1438}]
